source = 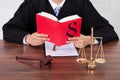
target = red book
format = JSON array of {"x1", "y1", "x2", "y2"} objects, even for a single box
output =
[{"x1": 36, "y1": 12, "x2": 82, "y2": 46}]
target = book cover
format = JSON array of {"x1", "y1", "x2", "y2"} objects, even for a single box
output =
[{"x1": 36, "y1": 12, "x2": 82, "y2": 46}]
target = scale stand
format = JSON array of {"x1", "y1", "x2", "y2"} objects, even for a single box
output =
[{"x1": 76, "y1": 27, "x2": 106, "y2": 70}]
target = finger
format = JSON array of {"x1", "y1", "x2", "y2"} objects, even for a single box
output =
[
  {"x1": 68, "y1": 37, "x2": 80, "y2": 41},
  {"x1": 33, "y1": 33, "x2": 48, "y2": 37},
  {"x1": 30, "y1": 40, "x2": 45, "y2": 46},
  {"x1": 74, "y1": 40, "x2": 84, "y2": 48},
  {"x1": 80, "y1": 34, "x2": 86, "y2": 37},
  {"x1": 66, "y1": 39, "x2": 79, "y2": 44},
  {"x1": 38, "y1": 34, "x2": 48, "y2": 37},
  {"x1": 37, "y1": 37, "x2": 50, "y2": 41},
  {"x1": 31, "y1": 34, "x2": 50, "y2": 41},
  {"x1": 66, "y1": 40, "x2": 74, "y2": 44}
]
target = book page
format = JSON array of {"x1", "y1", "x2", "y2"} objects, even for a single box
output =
[
  {"x1": 59, "y1": 15, "x2": 81, "y2": 23},
  {"x1": 37, "y1": 12, "x2": 58, "y2": 21},
  {"x1": 37, "y1": 12, "x2": 81, "y2": 23},
  {"x1": 45, "y1": 41, "x2": 78, "y2": 57}
]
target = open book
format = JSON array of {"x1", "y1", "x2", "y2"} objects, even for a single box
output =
[{"x1": 36, "y1": 12, "x2": 82, "y2": 46}]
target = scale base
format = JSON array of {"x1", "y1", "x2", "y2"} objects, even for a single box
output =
[{"x1": 87, "y1": 60, "x2": 96, "y2": 70}]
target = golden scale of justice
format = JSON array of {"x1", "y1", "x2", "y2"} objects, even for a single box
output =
[{"x1": 76, "y1": 27, "x2": 106, "y2": 70}]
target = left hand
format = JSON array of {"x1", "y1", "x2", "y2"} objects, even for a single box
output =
[{"x1": 66, "y1": 34, "x2": 92, "y2": 48}]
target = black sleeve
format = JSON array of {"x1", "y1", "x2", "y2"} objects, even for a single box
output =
[
  {"x1": 2, "y1": 0, "x2": 36, "y2": 44},
  {"x1": 81, "y1": 0, "x2": 119, "y2": 43}
]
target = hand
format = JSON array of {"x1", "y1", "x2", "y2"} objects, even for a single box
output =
[
  {"x1": 66, "y1": 34, "x2": 92, "y2": 48},
  {"x1": 25, "y1": 32, "x2": 50, "y2": 46}
]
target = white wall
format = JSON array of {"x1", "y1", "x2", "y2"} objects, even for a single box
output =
[
  {"x1": 0, "y1": 0, "x2": 120, "y2": 39},
  {"x1": 0, "y1": 0, "x2": 23, "y2": 39},
  {"x1": 90, "y1": 0, "x2": 120, "y2": 38}
]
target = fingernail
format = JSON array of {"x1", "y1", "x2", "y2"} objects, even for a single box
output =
[
  {"x1": 68, "y1": 38, "x2": 71, "y2": 40},
  {"x1": 48, "y1": 38, "x2": 50, "y2": 41},
  {"x1": 66, "y1": 41, "x2": 69, "y2": 43},
  {"x1": 46, "y1": 35, "x2": 48, "y2": 37}
]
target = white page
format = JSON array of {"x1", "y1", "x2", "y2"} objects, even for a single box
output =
[{"x1": 45, "y1": 41, "x2": 78, "y2": 57}]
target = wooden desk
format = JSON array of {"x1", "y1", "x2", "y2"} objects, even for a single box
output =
[{"x1": 0, "y1": 40, "x2": 120, "y2": 80}]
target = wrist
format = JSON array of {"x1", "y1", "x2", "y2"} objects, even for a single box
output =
[{"x1": 24, "y1": 34, "x2": 31, "y2": 45}]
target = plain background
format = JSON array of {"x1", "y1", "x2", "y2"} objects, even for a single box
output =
[{"x1": 0, "y1": 0, "x2": 120, "y2": 39}]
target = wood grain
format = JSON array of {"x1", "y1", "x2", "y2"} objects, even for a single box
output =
[{"x1": 0, "y1": 40, "x2": 120, "y2": 80}]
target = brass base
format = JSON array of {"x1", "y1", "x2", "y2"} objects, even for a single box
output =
[{"x1": 87, "y1": 60, "x2": 96, "y2": 70}]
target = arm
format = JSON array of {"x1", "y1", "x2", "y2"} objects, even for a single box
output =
[
  {"x1": 82, "y1": 0, "x2": 119, "y2": 43},
  {"x1": 2, "y1": 0, "x2": 36, "y2": 44},
  {"x1": 67, "y1": 0, "x2": 119, "y2": 48}
]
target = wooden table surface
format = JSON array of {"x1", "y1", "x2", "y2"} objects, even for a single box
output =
[{"x1": 0, "y1": 40, "x2": 120, "y2": 80}]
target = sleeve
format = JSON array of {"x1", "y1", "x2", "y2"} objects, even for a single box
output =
[
  {"x1": 2, "y1": 0, "x2": 36, "y2": 44},
  {"x1": 81, "y1": 0, "x2": 119, "y2": 43}
]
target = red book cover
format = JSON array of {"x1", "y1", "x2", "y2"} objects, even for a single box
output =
[{"x1": 36, "y1": 12, "x2": 82, "y2": 46}]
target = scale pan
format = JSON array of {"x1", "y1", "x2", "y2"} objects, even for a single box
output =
[
  {"x1": 95, "y1": 58, "x2": 106, "y2": 63},
  {"x1": 76, "y1": 58, "x2": 88, "y2": 63}
]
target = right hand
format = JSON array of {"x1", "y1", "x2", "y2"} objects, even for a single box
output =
[
  {"x1": 66, "y1": 34, "x2": 92, "y2": 48},
  {"x1": 25, "y1": 32, "x2": 50, "y2": 46}
]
